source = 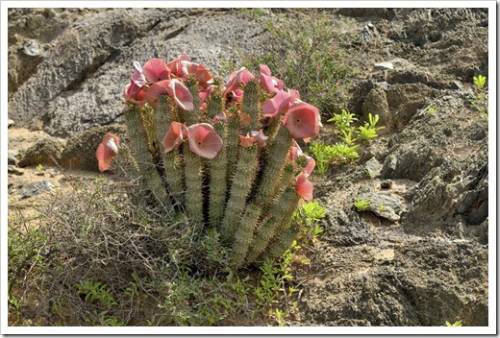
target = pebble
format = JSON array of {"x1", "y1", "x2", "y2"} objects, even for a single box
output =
[
  {"x1": 356, "y1": 191, "x2": 403, "y2": 222},
  {"x1": 8, "y1": 119, "x2": 14, "y2": 128},
  {"x1": 20, "y1": 181, "x2": 54, "y2": 199},
  {"x1": 8, "y1": 165, "x2": 24, "y2": 176},
  {"x1": 374, "y1": 61, "x2": 394, "y2": 70},
  {"x1": 8, "y1": 151, "x2": 18, "y2": 165}
]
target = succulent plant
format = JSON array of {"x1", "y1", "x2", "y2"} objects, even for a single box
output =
[{"x1": 95, "y1": 55, "x2": 321, "y2": 269}]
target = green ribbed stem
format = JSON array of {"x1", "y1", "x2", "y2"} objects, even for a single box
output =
[
  {"x1": 207, "y1": 94, "x2": 228, "y2": 228},
  {"x1": 153, "y1": 96, "x2": 184, "y2": 208},
  {"x1": 254, "y1": 126, "x2": 293, "y2": 204},
  {"x1": 220, "y1": 145, "x2": 259, "y2": 241},
  {"x1": 124, "y1": 106, "x2": 171, "y2": 210},
  {"x1": 225, "y1": 108, "x2": 240, "y2": 186},
  {"x1": 261, "y1": 222, "x2": 301, "y2": 262},
  {"x1": 245, "y1": 187, "x2": 299, "y2": 264},
  {"x1": 221, "y1": 81, "x2": 260, "y2": 241},
  {"x1": 179, "y1": 79, "x2": 204, "y2": 223},
  {"x1": 230, "y1": 203, "x2": 262, "y2": 268}
]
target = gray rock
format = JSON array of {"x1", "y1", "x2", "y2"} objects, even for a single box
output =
[
  {"x1": 362, "y1": 86, "x2": 391, "y2": 129},
  {"x1": 364, "y1": 157, "x2": 382, "y2": 178},
  {"x1": 9, "y1": 9, "x2": 269, "y2": 137},
  {"x1": 8, "y1": 151, "x2": 18, "y2": 165},
  {"x1": 18, "y1": 136, "x2": 65, "y2": 167},
  {"x1": 20, "y1": 181, "x2": 54, "y2": 199},
  {"x1": 381, "y1": 143, "x2": 443, "y2": 182},
  {"x1": 8, "y1": 165, "x2": 24, "y2": 175},
  {"x1": 356, "y1": 192, "x2": 403, "y2": 222},
  {"x1": 8, "y1": 119, "x2": 14, "y2": 128}
]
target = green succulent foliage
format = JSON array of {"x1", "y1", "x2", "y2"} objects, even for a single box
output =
[
  {"x1": 473, "y1": 74, "x2": 487, "y2": 90},
  {"x1": 311, "y1": 109, "x2": 381, "y2": 175},
  {"x1": 446, "y1": 320, "x2": 463, "y2": 327},
  {"x1": 471, "y1": 74, "x2": 488, "y2": 115},
  {"x1": 357, "y1": 113, "x2": 382, "y2": 142},
  {"x1": 354, "y1": 198, "x2": 370, "y2": 212}
]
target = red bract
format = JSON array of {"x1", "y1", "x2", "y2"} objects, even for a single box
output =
[
  {"x1": 295, "y1": 172, "x2": 314, "y2": 201},
  {"x1": 166, "y1": 79, "x2": 195, "y2": 111},
  {"x1": 143, "y1": 58, "x2": 171, "y2": 83},
  {"x1": 187, "y1": 123, "x2": 223, "y2": 159},
  {"x1": 96, "y1": 132, "x2": 120, "y2": 172},
  {"x1": 163, "y1": 121, "x2": 188, "y2": 152},
  {"x1": 259, "y1": 64, "x2": 284, "y2": 93},
  {"x1": 262, "y1": 89, "x2": 299, "y2": 118},
  {"x1": 223, "y1": 67, "x2": 255, "y2": 97},
  {"x1": 283, "y1": 101, "x2": 321, "y2": 140}
]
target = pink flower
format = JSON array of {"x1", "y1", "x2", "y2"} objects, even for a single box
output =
[
  {"x1": 143, "y1": 79, "x2": 194, "y2": 111},
  {"x1": 259, "y1": 64, "x2": 284, "y2": 93},
  {"x1": 262, "y1": 89, "x2": 299, "y2": 118},
  {"x1": 295, "y1": 172, "x2": 314, "y2": 201},
  {"x1": 303, "y1": 156, "x2": 316, "y2": 177},
  {"x1": 283, "y1": 101, "x2": 321, "y2": 139},
  {"x1": 124, "y1": 81, "x2": 147, "y2": 105},
  {"x1": 187, "y1": 123, "x2": 223, "y2": 159},
  {"x1": 223, "y1": 67, "x2": 255, "y2": 97},
  {"x1": 287, "y1": 140, "x2": 301, "y2": 162},
  {"x1": 166, "y1": 54, "x2": 191, "y2": 77},
  {"x1": 163, "y1": 121, "x2": 188, "y2": 152},
  {"x1": 181, "y1": 61, "x2": 213, "y2": 85},
  {"x1": 96, "y1": 132, "x2": 120, "y2": 172},
  {"x1": 166, "y1": 79, "x2": 194, "y2": 111},
  {"x1": 250, "y1": 129, "x2": 269, "y2": 147},
  {"x1": 143, "y1": 58, "x2": 171, "y2": 83}
]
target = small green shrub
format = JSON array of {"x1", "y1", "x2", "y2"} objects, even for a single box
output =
[
  {"x1": 354, "y1": 198, "x2": 370, "y2": 212},
  {"x1": 446, "y1": 320, "x2": 463, "y2": 327},
  {"x1": 470, "y1": 74, "x2": 488, "y2": 115}
]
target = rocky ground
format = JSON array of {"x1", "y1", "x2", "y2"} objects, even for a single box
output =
[{"x1": 8, "y1": 8, "x2": 489, "y2": 326}]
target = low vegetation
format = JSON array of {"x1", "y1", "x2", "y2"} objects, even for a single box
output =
[{"x1": 8, "y1": 179, "x2": 326, "y2": 326}]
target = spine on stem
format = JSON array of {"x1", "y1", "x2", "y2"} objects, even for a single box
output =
[
  {"x1": 124, "y1": 105, "x2": 171, "y2": 210},
  {"x1": 220, "y1": 81, "x2": 260, "y2": 242},
  {"x1": 183, "y1": 79, "x2": 204, "y2": 224}
]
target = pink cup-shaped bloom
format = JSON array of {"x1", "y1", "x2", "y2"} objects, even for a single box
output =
[
  {"x1": 259, "y1": 64, "x2": 284, "y2": 93},
  {"x1": 96, "y1": 132, "x2": 120, "y2": 172},
  {"x1": 263, "y1": 89, "x2": 300, "y2": 118},
  {"x1": 287, "y1": 140, "x2": 302, "y2": 162},
  {"x1": 143, "y1": 58, "x2": 171, "y2": 83},
  {"x1": 166, "y1": 54, "x2": 191, "y2": 77},
  {"x1": 187, "y1": 123, "x2": 223, "y2": 159},
  {"x1": 145, "y1": 79, "x2": 194, "y2": 111},
  {"x1": 181, "y1": 61, "x2": 213, "y2": 85},
  {"x1": 295, "y1": 173, "x2": 314, "y2": 201},
  {"x1": 167, "y1": 79, "x2": 195, "y2": 111},
  {"x1": 124, "y1": 81, "x2": 147, "y2": 105},
  {"x1": 303, "y1": 156, "x2": 316, "y2": 177},
  {"x1": 283, "y1": 101, "x2": 321, "y2": 139},
  {"x1": 163, "y1": 121, "x2": 188, "y2": 152},
  {"x1": 223, "y1": 67, "x2": 255, "y2": 96}
]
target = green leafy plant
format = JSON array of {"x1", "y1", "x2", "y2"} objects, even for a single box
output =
[
  {"x1": 76, "y1": 280, "x2": 117, "y2": 308},
  {"x1": 471, "y1": 74, "x2": 488, "y2": 115},
  {"x1": 354, "y1": 198, "x2": 370, "y2": 212},
  {"x1": 357, "y1": 113, "x2": 382, "y2": 142},
  {"x1": 327, "y1": 108, "x2": 357, "y2": 133},
  {"x1": 294, "y1": 201, "x2": 326, "y2": 240},
  {"x1": 446, "y1": 320, "x2": 463, "y2": 327}
]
